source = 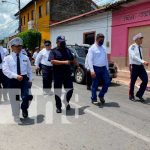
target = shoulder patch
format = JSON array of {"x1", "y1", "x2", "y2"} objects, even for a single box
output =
[
  {"x1": 22, "y1": 53, "x2": 27, "y2": 55},
  {"x1": 131, "y1": 45, "x2": 135, "y2": 50}
]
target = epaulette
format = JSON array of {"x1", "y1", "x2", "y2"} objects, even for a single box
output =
[
  {"x1": 22, "y1": 53, "x2": 27, "y2": 56},
  {"x1": 131, "y1": 45, "x2": 136, "y2": 50}
]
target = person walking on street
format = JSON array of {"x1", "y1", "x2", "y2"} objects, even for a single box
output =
[
  {"x1": 128, "y1": 33, "x2": 149, "y2": 103},
  {"x1": 32, "y1": 47, "x2": 41, "y2": 76},
  {"x1": 35, "y1": 41, "x2": 53, "y2": 95},
  {"x1": 48, "y1": 36, "x2": 80, "y2": 113},
  {"x1": 88, "y1": 33, "x2": 110, "y2": 105},
  {"x1": 0, "y1": 45, "x2": 9, "y2": 103},
  {"x1": 2, "y1": 37, "x2": 33, "y2": 124}
]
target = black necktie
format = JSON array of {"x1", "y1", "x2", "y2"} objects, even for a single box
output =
[
  {"x1": 139, "y1": 46, "x2": 143, "y2": 60},
  {"x1": 16, "y1": 53, "x2": 21, "y2": 75},
  {"x1": 0, "y1": 53, "x2": 2, "y2": 64}
]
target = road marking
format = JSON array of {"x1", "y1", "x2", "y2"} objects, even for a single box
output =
[
  {"x1": 33, "y1": 84, "x2": 150, "y2": 144},
  {"x1": 71, "y1": 102, "x2": 150, "y2": 144}
]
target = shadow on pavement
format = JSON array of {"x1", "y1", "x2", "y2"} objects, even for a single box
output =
[
  {"x1": 143, "y1": 98, "x2": 150, "y2": 105},
  {"x1": 66, "y1": 106, "x2": 90, "y2": 116},
  {"x1": 110, "y1": 82, "x2": 121, "y2": 87},
  {"x1": 20, "y1": 114, "x2": 45, "y2": 126},
  {"x1": 99, "y1": 102, "x2": 120, "y2": 108}
]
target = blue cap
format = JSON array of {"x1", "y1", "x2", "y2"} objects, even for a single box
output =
[{"x1": 56, "y1": 36, "x2": 66, "y2": 42}]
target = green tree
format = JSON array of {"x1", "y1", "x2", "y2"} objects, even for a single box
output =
[{"x1": 18, "y1": 30, "x2": 41, "y2": 51}]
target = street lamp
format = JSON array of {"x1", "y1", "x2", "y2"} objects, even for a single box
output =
[{"x1": 1, "y1": 0, "x2": 21, "y2": 32}]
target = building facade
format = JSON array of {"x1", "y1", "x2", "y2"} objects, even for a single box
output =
[
  {"x1": 51, "y1": 10, "x2": 112, "y2": 53},
  {"x1": 111, "y1": 0, "x2": 150, "y2": 70}
]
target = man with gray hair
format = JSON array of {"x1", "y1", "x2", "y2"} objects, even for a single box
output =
[
  {"x1": 128, "y1": 33, "x2": 148, "y2": 102},
  {"x1": 2, "y1": 37, "x2": 33, "y2": 124}
]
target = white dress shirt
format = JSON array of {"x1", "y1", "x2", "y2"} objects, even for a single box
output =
[
  {"x1": 88, "y1": 43, "x2": 108, "y2": 72},
  {"x1": 35, "y1": 48, "x2": 52, "y2": 67},
  {"x1": 32, "y1": 51, "x2": 38, "y2": 60},
  {"x1": 128, "y1": 43, "x2": 144, "y2": 65},
  {"x1": 2, "y1": 52, "x2": 32, "y2": 81},
  {"x1": 0, "y1": 46, "x2": 9, "y2": 69}
]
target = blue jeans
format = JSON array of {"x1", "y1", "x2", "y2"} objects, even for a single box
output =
[{"x1": 91, "y1": 66, "x2": 110, "y2": 102}]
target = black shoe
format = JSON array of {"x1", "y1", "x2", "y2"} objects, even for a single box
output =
[
  {"x1": 137, "y1": 97, "x2": 146, "y2": 103},
  {"x1": 129, "y1": 96, "x2": 136, "y2": 102},
  {"x1": 66, "y1": 104, "x2": 71, "y2": 111},
  {"x1": 56, "y1": 108, "x2": 62, "y2": 113},
  {"x1": 99, "y1": 97, "x2": 105, "y2": 105},
  {"x1": 22, "y1": 109, "x2": 28, "y2": 118}
]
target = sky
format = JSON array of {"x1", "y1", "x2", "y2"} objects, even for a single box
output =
[{"x1": 0, "y1": 0, "x2": 117, "y2": 40}]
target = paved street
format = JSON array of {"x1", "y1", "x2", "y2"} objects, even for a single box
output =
[{"x1": 0, "y1": 74, "x2": 150, "y2": 150}]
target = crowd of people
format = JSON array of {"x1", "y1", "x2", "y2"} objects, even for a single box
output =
[{"x1": 0, "y1": 32, "x2": 148, "y2": 124}]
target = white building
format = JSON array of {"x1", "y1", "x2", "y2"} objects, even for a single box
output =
[{"x1": 50, "y1": 9, "x2": 112, "y2": 53}]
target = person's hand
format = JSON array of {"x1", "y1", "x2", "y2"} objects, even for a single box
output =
[
  {"x1": 143, "y1": 61, "x2": 149, "y2": 66},
  {"x1": 91, "y1": 72, "x2": 96, "y2": 78},
  {"x1": 17, "y1": 75, "x2": 23, "y2": 81},
  {"x1": 65, "y1": 60, "x2": 71, "y2": 65}
]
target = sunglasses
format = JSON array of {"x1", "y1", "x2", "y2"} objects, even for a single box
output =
[
  {"x1": 45, "y1": 44, "x2": 51, "y2": 46},
  {"x1": 12, "y1": 45, "x2": 22, "y2": 47}
]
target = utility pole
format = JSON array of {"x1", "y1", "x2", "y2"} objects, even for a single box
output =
[{"x1": 18, "y1": 0, "x2": 21, "y2": 32}]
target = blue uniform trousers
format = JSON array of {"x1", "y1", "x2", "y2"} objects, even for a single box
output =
[
  {"x1": 54, "y1": 72, "x2": 73, "y2": 109},
  {"x1": 91, "y1": 66, "x2": 110, "y2": 102}
]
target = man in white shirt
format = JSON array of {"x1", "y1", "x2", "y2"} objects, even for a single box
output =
[
  {"x1": 0, "y1": 45, "x2": 9, "y2": 103},
  {"x1": 32, "y1": 47, "x2": 41, "y2": 75},
  {"x1": 35, "y1": 41, "x2": 53, "y2": 95},
  {"x1": 88, "y1": 33, "x2": 110, "y2": 105},
  {"x1": 128, "y1": 33, "x2": 148, "y2": 102},
  {"x1": 2, "y1": 37, "x2": 33, "y2": 124}
]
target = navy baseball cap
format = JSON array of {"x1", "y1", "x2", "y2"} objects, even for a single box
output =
[{"x1": 56, "y1": 36, "x2": 66, "y2": 42}]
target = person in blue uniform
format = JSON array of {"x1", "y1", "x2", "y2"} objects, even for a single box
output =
[
  {"x1": 128, "y1": 33, "x2": 149, "y2": 102},
  {"x1": 2, "y1": 37, "x2": 33, "y2": 124},
  {"x1": 48, "y1": 36, "x2": 80, "y2": 113}
]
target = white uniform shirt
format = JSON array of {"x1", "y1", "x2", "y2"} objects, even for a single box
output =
[
  {"x1": 32, "y1": 51, "x2": 39, "y2": 60},
  {"x1": 2, "y1": 52, "x2": 32, "y2": 81},
  {"x1": 35, "y1": 48, "x2": 52, "y2": 67},
  {"x1": 0, "y1": 46, "x2": 9, "y2": 69},
  {"x1": 88, "y1": 43, "x2": 108, "y2": 72},
  {"x1": 128, "y1": 43, "x2": 144, "y2": 65}
]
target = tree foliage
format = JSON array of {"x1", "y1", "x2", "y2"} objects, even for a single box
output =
[{"x1": 18, "y1": 30, "x2": 41, "y2": 51}]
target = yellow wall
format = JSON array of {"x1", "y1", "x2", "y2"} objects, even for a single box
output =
[{"x1": 20, "y1": 0, "x2": 50, "y2": 43}]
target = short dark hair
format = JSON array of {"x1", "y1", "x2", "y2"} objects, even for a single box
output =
[
  {"x1": 96, "y1": 33, "x2": 105, "y2": 40},
  {"x1": 44, "y1": 40, "x2": 51, "y2": 45}
]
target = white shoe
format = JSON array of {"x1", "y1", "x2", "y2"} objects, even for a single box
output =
[{"x1": 14, "y1": 117, "x2": 22, "y2": 125}]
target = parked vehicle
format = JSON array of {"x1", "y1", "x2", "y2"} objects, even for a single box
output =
[{"x1": 67, "y1": 44, "x2": 118, "y2": 84}]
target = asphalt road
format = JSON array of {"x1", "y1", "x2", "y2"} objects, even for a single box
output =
[{"x1": 0, "y1": 74, "x2": 150, "y2": 150}]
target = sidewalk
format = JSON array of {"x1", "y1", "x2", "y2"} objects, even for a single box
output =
[{"x1": 112, "y1": 70, "x2": 150, "y2": 92}]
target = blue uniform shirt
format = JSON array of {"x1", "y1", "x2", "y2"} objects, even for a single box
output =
[{"x1": 48, "y1": 47, "x2": 74, "y2": 73}]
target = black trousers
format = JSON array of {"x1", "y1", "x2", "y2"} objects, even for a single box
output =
[
  {"x1": 41, "y1": 64, "x2": 53, "y2": 90},
  {"x1": 129, "y1": 64, "x2": 148, "y2": 98},
  {"x1": 54, "y1": 72, "x2": 73, "y2": 109},
  {"x1": 0, "y1": 69, "x2": 8, "y2": 88}
]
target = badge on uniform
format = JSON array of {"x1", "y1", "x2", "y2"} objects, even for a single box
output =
[
  {"x1": 131, "y1": 45, "x2": 135, "y2": 50},
  {"x1": 23, "y1": 60, "x2": 27, "y2": 62}
]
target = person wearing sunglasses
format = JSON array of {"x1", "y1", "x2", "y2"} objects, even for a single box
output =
[{"x1": 35, "y1": 40, "x2": 53, "y2": 95}]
